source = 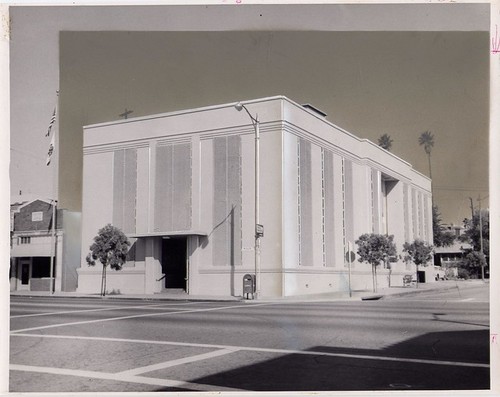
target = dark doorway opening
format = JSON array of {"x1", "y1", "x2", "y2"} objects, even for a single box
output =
[
  {"x1": 21, "y1": 263, "x2": 29, "y2": 285},
  {"x1": 161, "y1": 237, "x2": 187, "y2": 290},
  {"x1": 417, "y1": 270, "x2": 426, "y2": 283}
]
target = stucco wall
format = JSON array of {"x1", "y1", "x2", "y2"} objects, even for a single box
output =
[{"x1": 79, "y1": 96, "x2": 433, "y2": 297}]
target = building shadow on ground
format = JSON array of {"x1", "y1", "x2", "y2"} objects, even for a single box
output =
[{"x1": 157, "y1": 329, "x2": 489, "y2": 392}]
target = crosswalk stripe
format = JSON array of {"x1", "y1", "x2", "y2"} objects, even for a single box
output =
[
  {"x1": 11, "y1": 302, "x2": 200, "y2": 319},
  {"x1": 10, "y1": 302, "x2": 275, "y2": 333},
  {"x1": 12, "y1": 333, "x2": 489, "y2": 369},
  {"x1": 119, "y1": 348, "x2": 239, "y2": 376},
  {"x1": 10, "y1": 364, "x2": 243, "y2": 392}
]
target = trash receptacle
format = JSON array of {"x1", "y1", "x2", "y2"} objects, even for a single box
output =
[{"x1": 243, "y1": 274, "x2": 255, "y2": 299}]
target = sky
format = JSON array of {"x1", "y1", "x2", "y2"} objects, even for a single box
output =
[{"x1": 9, "y1": 4, "x2": 490, "y2": 225}]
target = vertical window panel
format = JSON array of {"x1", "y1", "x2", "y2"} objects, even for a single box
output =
[
  {"x1": 343, "y1": 159, "x2": 354, "y2": 247},
  {"x1": 298, "y1": 139, "x2": 312, "y2": 266},
  {"x1": 113, "y1": 148, "x2": 137, "y2": 234},
  {"x1": 412, "y1": 188, "x2": 418, "y2": 239},
  {"x1": 323, "y1": 149, "x2": 335, "y2": 267},
  {"x1": 418, "y1": 191, "x2": 423, "y2": 239},
  {"x1": 371, "y1": 169, "x2": 380, "y2": 234},
  {"x1": 213, "y1": 136, "x2": 242, "y2": 267},
  {"x1": 403, "y1": 183, "x2": 410, "y2": 243},
  {"x1": 172, "y1": 144, "x2": 192, "y2": 231},
  {"x1": 154, "y1": 143, "x2": 191, "y2": 232}
]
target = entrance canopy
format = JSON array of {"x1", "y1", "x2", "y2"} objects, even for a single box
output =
[{"x1": 127, "y1": 230, "x2": 208, "y2": 238}]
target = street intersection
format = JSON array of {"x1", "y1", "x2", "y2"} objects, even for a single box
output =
[{"x1": 10, "y1": 282, "x2": 490, "y2": 392}]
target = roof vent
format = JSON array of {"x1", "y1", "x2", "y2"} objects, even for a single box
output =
[{"x1": 302, "y1": 103, "x2": 327, "y2": 118}]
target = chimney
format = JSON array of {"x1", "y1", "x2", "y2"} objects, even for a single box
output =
[{"x1": 302, "y1": 103, "x2": 327, "y2": 118}]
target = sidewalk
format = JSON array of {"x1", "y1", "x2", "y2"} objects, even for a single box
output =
[
  {"x1": 10, "y1": 279, "x2": 486, "y2": 303},
  {"x1": 246, "y1": 279, "x2": 487, "y2": 303}
]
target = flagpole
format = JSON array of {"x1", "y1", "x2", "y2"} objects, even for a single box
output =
[
  {"x1": 47, "y1": 90, "x2": 59, "y2": 294},
  {"x1": 49, "y1": 199, "x2": 56, "y2": 294}
]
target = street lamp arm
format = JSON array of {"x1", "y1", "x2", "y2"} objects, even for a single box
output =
[{"x1": 235, "y1": 102, "x2": 258, "y2": 125}]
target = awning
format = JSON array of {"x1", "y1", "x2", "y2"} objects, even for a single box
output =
[{"x1": 127, "y1": 230, "x2": 208, "y2": 238}]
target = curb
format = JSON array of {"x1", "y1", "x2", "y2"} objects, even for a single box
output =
[
  {"x1": 11, "y1": 281, "x2": 485, "y2": 303},
  {"x1": 10, "y1": 293, "x2": 244, "y2": 303},
  {"x1": 377, "y1": 284, "x2": 460, "y2": 300}
]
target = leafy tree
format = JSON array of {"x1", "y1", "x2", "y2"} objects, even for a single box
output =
[
  {"x1": 458, "y1": 251, "x2": 486, "y2": 279},
  {"x1": 418, "y1": 130, "x2": 435, "y2": 179},
  {"x1": 355, "y1": 233, "x2": 397, "y2": 292},
  {"x1": 461, "y1": 209, "x2": 489, "y2": 257},
  {"x1": 86, "y1": 224, "x2": 130, "y2": 296},
  {"x1": 459, "y1": 208, "x2": 489, "y2": 280},
  {"x1": 432, "y1": 205, "x2": 455, "y2": 247},
  {"x1": 378, "y1": 134, "x2": 393, "y2": 151},
  {"x1": 403, "y1": 239, "x2": 433, "y2": 288}
]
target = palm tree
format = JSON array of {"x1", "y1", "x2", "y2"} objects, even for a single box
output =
[
  {"x1": 418, "y1": 130, "x2": 435, "y2": 179},
  {"x1": 378, "y1": 134, "x2": 393, "y2": 151}
]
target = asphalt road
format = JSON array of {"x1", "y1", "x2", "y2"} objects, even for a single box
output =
[{"x1": 10, "y1": 283, "x2": 490, "y2": 392}]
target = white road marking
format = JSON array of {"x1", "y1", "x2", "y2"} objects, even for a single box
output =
[
  {"x1": 12, "y1": 333, "x2": 489, "y2": 369},
  {"x1": 392, "y1": 299, "x2": 488, "y2": 303},
  {"x1": 11, "y1": 302, "x2": 119, "y2": 308},
  {"x1": 10, "y1": 364, "x2": 243, "y2": 392},
  {"x1": 120, "y1": 348, "x2": 239, "y2": 376},
  {"x1": 10, "y1": 302, "x2": 200, "y2": 319},
  {"x1": 10, "y1": 302, "x2": 274, "y2": 333}
]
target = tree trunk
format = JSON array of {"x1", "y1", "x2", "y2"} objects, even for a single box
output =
[
  {"x1": 103, "y1": 265, "x2": 107, "y2": 297},
  {"x1": 427, "y1": 153, "x2": 432, "y2": 180},
  {"x1": 100, "y1": 265, "x2": 105, "y2": 296},
  {"x1": 372, "y1": 265, "x2": 376, "y2": 292}
]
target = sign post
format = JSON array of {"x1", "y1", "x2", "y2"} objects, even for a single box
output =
[{"x1": 345, "y1": 242, "x2": 356, "y2": 298}]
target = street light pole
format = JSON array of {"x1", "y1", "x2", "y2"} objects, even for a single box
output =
[{"x1": 235, "y1": 102, "x2": 261, "y2": 299}]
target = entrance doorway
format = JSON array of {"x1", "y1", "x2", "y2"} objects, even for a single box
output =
[
  {"x1": 161, "y1": 237, "x2": 187, "y2": 290},
  {"x1": 19, "y1": 260, "x2": 30, "y2": 290}
]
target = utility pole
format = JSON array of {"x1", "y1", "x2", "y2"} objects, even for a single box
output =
[
  {"x1": 478, "y1": 195, "x2": 484, "y2": 281},
  {"x1": 468, "y1": 197, "x2": 474, "y2": 220}
]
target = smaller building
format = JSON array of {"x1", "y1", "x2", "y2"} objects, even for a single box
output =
[
  {"x1": 434, "y1": 240, "x2": 471, "y2": 279},
  {"x1": 10, "y1": 199, "x2": 81, "y2": 292},
  {"x1": 433, "y1": 224, "x2": 471, "y2": 279}
]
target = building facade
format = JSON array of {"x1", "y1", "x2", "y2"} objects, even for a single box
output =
[
  {"x1": 78, "y1": 96, "x2": 433, "y2": 297},
  {"x1": 10, "y1": 199, "x2": 81, "y2": 292}
]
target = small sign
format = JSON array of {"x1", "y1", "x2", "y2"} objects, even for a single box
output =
[
  {"x1": 345, "y1": 250, "x2": 356, "y2": 263},
  {"x1": 256, "y1": 224, "x2": 264, "y2": 237},
  {"x1": 32, "y1": 212, "x2": 43, "y2": 222}
]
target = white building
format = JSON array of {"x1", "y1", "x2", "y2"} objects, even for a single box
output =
[{"x1": 78, "y1": 96, "x2": 433, "y2": 297}]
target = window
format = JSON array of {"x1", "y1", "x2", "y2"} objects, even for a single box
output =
[
  {"x1": 31, "y1": 257, "x2": 51, "y2": 278},
  {"x1": 298, "y1": 138, "x2": 312, "y2": 266},
  {"x1": 212, "y1": 136, "x2": 241, "y2": 267},
  {"x1": 322, "y1": 149, "x2": 335, "y2": 267},
  {"x1": 19, "y1": 236, "x2": 31, "y2": 244},
  {"x1": 113, "y1": 148, "x2": 137, "y2": 234}
]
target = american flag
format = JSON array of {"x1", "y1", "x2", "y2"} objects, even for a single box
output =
[
  {"x1": 46, "y1": 133, "x2": 55, "y2": 166},
  {"x1": 45, "y1": 107, "x2": 56, "y2": 137}
]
